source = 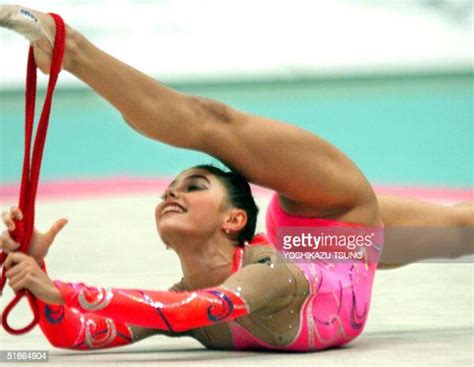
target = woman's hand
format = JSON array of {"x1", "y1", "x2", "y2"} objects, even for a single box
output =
[
  {"x1": 4, "y1": 252, "x2": 64, "y2": 305},
  {"x1": 1, "y1": 206, "x2": 68, "y2": 266}
]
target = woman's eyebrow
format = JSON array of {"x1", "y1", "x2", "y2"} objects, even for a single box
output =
[
  {"x1": 167, "y1": 174, "x2": 210, "y2": 189},
  {"x1": 186, "y1": 174, "x2": 211, "y2": 183}
]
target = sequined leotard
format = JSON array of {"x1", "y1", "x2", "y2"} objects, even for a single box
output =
[
  {"x1": 228, "y1": 192, "x2": 384, "y2": 351},
  {"x1": 34, "y1": 192, "x2": 382, "y2": 352}
]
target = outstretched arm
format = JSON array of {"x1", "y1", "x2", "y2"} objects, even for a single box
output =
[
  {"x1": 5, "y1": 250, "x2": 296, "y2": 335},
  {"x1": 34, "y1": 296, "x2": 190, "y2": 350},
  {"x1": 3, "y1": 253, "x2": 188, "y2": 349},
  {"x1": 4, "y1": 246, "x2": 298, "y2": 348},
  {"x1": 0, "y1": 5, "x2": 378, "y2": 225},
  {"x1": 51, "y1": 261, "x2": 296, "y2": 332},
  {"x1": 35, "y1": 297, "x2": 135, "y2": 350}
]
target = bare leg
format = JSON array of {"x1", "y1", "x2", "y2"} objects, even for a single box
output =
[
  {"x1": 376, "y1": 195, "x2": 473, "y2": 269},
  {"x1": 0, "y1": 6, "x2": 378, "y2": 225}
]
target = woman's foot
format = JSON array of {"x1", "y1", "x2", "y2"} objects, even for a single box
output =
[
  {"x1": 0, "y1": 5, "x2": 73, "y2": 73},
  {"x1": 452, "y1": 201, "x2": 473, "y2": 257},
  {"x1": 0, "y1": 5, "x2": 51, "y2": 42}
]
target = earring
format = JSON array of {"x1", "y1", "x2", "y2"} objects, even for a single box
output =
[{"x1": 166, "y1": 245, "x2": 170, "y2": 250}]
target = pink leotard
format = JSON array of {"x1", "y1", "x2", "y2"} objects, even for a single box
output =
[
  {"x1": 35, "y1": 192, "x2": 382, "y2": 352},
  {"x1": 228, "y1": 192, "x2": 384, "y2": 351}
]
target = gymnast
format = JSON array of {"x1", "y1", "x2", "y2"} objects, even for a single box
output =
[{"x1": 0, "y1": 5, "x2": 472, "y2": 351}]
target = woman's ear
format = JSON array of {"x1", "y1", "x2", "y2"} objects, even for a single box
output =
[{"x1": 223, "y1": 208, "x2": 247, "y2": 233}]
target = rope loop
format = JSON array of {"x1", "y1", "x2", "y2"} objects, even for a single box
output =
[{"x1": 0, "y1": 12, "x2": 65, "y2": 335}]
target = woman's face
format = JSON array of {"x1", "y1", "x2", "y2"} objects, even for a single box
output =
[{"x1": 155, "y1": 168, "x2": 231, "y2": 246}]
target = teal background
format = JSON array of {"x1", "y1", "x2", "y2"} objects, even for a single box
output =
[{"x1": 1, "y1": 72, "x2": 472, "y2": 187}]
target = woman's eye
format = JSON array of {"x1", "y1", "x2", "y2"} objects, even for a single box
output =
[
  {"x1": 160, "y1": 183, "x2": 204, "y2": 199},
  {"x1": 187, "y1": 184, "x2": 202, "y2": 191}
]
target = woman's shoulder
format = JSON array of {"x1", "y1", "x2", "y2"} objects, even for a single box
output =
[
  {"x1": 242, "y1": 233, "x2": 310, "y2": 299},
  {"x1": 242, "y1": 233, "x2": 277, "y2": 267}
]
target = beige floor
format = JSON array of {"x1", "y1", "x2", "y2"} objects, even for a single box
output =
[{"x1": 0, "y1": 194, "x2": 472, "y2": 366}]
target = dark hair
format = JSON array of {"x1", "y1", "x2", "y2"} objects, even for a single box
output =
[{"x1": 191, "y1": 162, "x2": 259, "y2": 243}]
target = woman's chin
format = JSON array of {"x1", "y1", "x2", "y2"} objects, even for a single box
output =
[
  {"x1": 158, "y1": 218, "x2": 193, "y2": 238},
  {"x1": 158, "y1": 219, "x2": 212, "y2": 242}
]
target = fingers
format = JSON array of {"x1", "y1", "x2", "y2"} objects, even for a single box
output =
[
  {"x1": 10, "y1": 206, "x2": 23, "y2": 220},
  {"x1": 6, "y1": 261, "x2": 31, "y2": 293},
  {"x1": 4, "y1": 253, "x2": 36, "y2": 293},
  {"x1": 8, "y1": 267, "x2": 29, "y2": 293},
  {"x1": 48, "y1": 218, "x2": 68, "y2": 240},
  {"x1": 1, "y1": 230, "x2": 21, "y2": 253},
  {"x1": 2, "y1": 211, "x2": 14, "y2": 232},
  {"x1": 1, "y1": 206, "x2": 23, "y2": 231},
  {"x1": 5, "y1": 260, "x2": 25, "y2": 279},
  {"x1": 4, "y1": 251, "x2": 30, "y2": 270},
  {"x1": 1, "y1": 207, "x2": 22, "y2": 253}
]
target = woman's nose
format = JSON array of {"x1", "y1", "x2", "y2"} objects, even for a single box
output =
[{"x1": 163, "y1": 187, "x2": 177, "y2": 200}]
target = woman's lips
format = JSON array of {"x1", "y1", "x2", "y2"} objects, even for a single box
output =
[{"x1": 161, "y1": 202, "x2": 187, "y2": 216}]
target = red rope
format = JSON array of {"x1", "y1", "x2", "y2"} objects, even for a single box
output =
[{"x1": 0, "y1": 13, "x2": 66, "y2": 335}]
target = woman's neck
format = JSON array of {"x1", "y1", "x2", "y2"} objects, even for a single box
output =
[{"x1": 174, "y1": 234, "x2": 238, "y2": 290}]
